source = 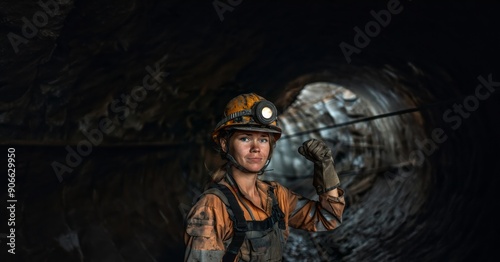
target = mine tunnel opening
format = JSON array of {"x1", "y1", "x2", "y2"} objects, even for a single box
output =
[{"x1": 257, "y1": 63, "x2": 480, "y2": 261}]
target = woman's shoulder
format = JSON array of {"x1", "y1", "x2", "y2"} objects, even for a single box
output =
[
  {"x1": 194, "y1": 190, "x2": 228, "y2": 209},
  {"x1": 194, "y1": 181, "x2": 235, "y2": 208}
]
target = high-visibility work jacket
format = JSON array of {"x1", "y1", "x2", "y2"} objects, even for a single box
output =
[{"x1": 184, "y1": 175, "x2": 345, "y2": 261}]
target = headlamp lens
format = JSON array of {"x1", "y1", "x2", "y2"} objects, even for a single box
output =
[
  {"x1": 254, "y1": 100, "x2": 277, "y2": 125},
  {"x1": 261, "y1": 106, "x2": 273, "y2": 119}
]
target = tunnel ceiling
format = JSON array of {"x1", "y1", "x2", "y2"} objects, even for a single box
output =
[{"x1": 1, "y1": 1, "x2": 500, "y2": 261}]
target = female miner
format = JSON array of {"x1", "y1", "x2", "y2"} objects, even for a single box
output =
[{"x1": 184, "y1": 93, "x2": 345, "y2": 261}]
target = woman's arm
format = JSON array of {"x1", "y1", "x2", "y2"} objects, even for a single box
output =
[
  {"x1": 273, "y1": 182, "x2": 345, "y2": 232},
  {"x1": 184, "y1": 194, "x2": 231, "y2": 261}
]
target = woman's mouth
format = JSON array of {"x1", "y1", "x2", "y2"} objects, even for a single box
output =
[{"x1": 247, "y1": 157, "x2": 262, "y2": 163}]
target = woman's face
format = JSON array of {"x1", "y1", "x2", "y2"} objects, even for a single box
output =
[{"x1": 223, "y1": 130, "x2": 271, "y2": 173}]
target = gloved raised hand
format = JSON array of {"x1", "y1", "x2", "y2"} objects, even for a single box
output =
[{"x1": 298, "y1": 139, "x2": 340, "y2": 195}]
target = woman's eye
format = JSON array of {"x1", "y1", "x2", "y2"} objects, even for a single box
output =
[
  {"x1": 240, "y1": 137, "x2": 250, "y2": 142},
  {"x1": 260, "y1": 138, "x2": 269, "y2": 143}
]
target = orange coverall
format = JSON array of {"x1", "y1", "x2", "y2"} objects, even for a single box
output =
[{"x1": 184, "y1": 177, "x2": 345, "y2": 261}]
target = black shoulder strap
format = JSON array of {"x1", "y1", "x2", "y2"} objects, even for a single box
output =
[
  {"x1": 264, "y1": 181, "x2": 286, "y2": 230},
  {"x1": 209, "y1": 183, "x2": 248, "y2": 262}
]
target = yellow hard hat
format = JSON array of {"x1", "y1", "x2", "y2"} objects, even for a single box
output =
[{"x1": 212, "y1": 93, "x2": 282, "y2": 144}]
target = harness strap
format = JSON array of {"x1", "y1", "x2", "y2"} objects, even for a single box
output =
[
  {"x1": 210, "y1": 183, "x2": 247, "y2": 262},
  {"x1": 206, "y1": 182, "x2": 286, "y2": 261},
  {"x1": 267, "y1": 185, "x2": 286, "y2": 230}
]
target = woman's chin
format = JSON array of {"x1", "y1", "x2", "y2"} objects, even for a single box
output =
[{"x1": 243, "y1": 165, "x2": 265, "y2": 173}]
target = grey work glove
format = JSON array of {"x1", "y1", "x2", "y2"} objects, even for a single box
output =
[{"x1": 298, "y1": 139, "x2": 340, "y2": 195}]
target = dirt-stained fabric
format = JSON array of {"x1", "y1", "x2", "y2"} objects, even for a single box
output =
[{"x1": 184, "y1": 177, "x2": 345, "y2": 261}]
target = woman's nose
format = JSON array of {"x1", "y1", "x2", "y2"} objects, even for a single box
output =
[{"x1": 251, "y1": 140, "x2": 260, "y2": 152}]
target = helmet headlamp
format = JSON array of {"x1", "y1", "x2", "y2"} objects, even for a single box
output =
[
  {"x1": 215, "y1": 100, "x2": 278, "y2": 129},
  {"x1": 253, "y1": 100, "x2": 277, "y2": 125}
]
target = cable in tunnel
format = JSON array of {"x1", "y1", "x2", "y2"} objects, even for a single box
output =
[{"x1": 279, "y1": 95, "x2": 468, "y2": 140}]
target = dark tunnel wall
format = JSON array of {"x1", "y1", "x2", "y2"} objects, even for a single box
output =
[{"x1": 1, "y1": 1, "x2": 500, "y2": 261}]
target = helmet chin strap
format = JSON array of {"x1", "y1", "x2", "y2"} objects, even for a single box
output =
[{"x1": 225, "y1": 153, "x2": 271, "y2": 175}]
